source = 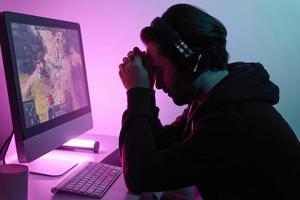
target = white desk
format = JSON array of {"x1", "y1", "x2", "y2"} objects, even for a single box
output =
[{"x1": 6, "y1": 133, "x2": 197, "y2": 200}]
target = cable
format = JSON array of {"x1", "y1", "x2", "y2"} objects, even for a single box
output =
[{"x1": 0, "y1": 130, "x2": 14, "y2": 165}]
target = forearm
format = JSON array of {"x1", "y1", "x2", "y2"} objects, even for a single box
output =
[{"x1": 119, "y1": 88, "x2": 188, "y2": 192}]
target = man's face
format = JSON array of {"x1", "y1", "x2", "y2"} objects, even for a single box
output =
[{"x1": 146, "y1": 42, "x2": 195, "y2": 105}]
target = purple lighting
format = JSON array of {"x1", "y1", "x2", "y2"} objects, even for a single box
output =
[{"x1": 0, "y1": 0, "x2": 185, "y2": 138}]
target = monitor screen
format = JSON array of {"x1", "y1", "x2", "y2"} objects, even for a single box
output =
[
  {"x1": 11, "y1": 23, "x2": 89, "y2": 129},
  {"x1": 0, "y1": 12, "x2": 93, "y2": 163}
]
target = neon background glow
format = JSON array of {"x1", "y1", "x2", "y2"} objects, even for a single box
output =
[{"x1": 1, "y1": 0, "x2": 299, "y2": 144}]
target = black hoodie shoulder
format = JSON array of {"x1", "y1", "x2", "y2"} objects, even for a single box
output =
[{"x1": 208, "y1": 62, "x2": 279, "y2": 106}]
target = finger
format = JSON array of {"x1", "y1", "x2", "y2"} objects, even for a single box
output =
[
  {"x1": 133, "y1": 47, "x2": 141, "y2": 54},
  {"x1": 119, "y1": 66, "x2": 127, "y2": 79},
  {"x1": 119, "y1": 70, "x2": 126, "y2": 84},
  {"x1": 127, "y1": 51, "x2": 134, "y2": 58},
  {"x1": 134, "y1": 48, "x2": 145, "y2": 58},
  {"x1": 133, "y1": 54, "x2": 143, "y2": 67},
  {"x1": 125, "y1": 61, "x2": 131, "y2": 72},
  {"x1": 122, "y1": 57, "x2": 128, "y2": 64},
  {"x1": 119, "y1": 63, "x2": 124, "y2": 70},
  {"x1": 119, "y1": 69, "x2": 124, "y2": 78}
]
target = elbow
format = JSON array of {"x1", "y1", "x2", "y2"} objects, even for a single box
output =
[
  {"x1": 123, "y1": 169, "x2": 145, "y2": 193},
  {"x1": 126, "y1": 181, "x2": 144, "y2": 194},
  {"x1": 121, "y1": 159, "x2": 153, "y2": 193},
  {"x1": 120, "y1": 147, "x2": 148, "y2": 193}
]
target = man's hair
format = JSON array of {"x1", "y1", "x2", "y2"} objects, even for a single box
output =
[{"x1": 140, "y1": 4, "x2": 229, "y2": 72}]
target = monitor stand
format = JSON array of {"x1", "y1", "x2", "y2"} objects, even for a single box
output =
[
  {"x1": 26, "y1": 156, "x2": 78, "y2": 177},
  {"x1": 8, "y1": 155, "x2": 78, "y2": 177},
  {"x1": 5, "y1": 135, "x2": 79, "y2": 177}
]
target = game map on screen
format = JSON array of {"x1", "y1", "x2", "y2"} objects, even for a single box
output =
[{"x1": 11, "y1": 23, "x2": 89, "y2": 128}]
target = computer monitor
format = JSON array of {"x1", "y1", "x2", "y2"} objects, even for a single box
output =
[{"x1": 0, "y1": 12, "x2": 93, "y2": 166}]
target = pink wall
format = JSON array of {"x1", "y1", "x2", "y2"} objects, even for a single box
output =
[{"x1": 0, "y1": 0, "x2": 190, "y2": 136}]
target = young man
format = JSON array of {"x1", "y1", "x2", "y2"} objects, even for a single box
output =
[{"x1": 118, "y1": 4, "x2": 299, "y2": 200}]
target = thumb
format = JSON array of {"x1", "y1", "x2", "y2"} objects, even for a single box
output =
[{"x1": 134, "y1": 54, "x2": 143, "y2": 67}]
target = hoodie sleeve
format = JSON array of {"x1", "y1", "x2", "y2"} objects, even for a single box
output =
[
  {"x1": 119, "y1": 88, "x2": 187, "y2": 151},
  {"x1": 119, "y1": 88, "x2": 190, "y2": 191}
]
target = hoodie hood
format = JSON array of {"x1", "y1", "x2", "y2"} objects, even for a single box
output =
[{"x1": 207, "y1": 62, "x2": 279, "y2": 106}]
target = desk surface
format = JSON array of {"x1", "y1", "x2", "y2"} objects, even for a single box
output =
[
  {"x1": 6, "y1": 133, "x2": 196, "y2": 200},
  {"x1": 7, "y1": 133, "x2": 142, "y2": 200}
]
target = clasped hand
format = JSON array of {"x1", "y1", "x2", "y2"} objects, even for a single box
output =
[{"x1": 119, "y1": 47, "x2": 155, "y2": 90}]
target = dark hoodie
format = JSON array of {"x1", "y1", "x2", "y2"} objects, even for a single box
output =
[{"x1": 119, "y1": 62, "x2": 300, "y2": 200}]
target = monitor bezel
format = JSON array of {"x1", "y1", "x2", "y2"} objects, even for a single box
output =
[{"x1": 1, "y1": 11, "x2": 92, "y2": 140}]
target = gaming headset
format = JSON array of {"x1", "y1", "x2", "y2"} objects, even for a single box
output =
[{"x1": 150, "y1": 17, "x2": 208, "y2": 75}]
